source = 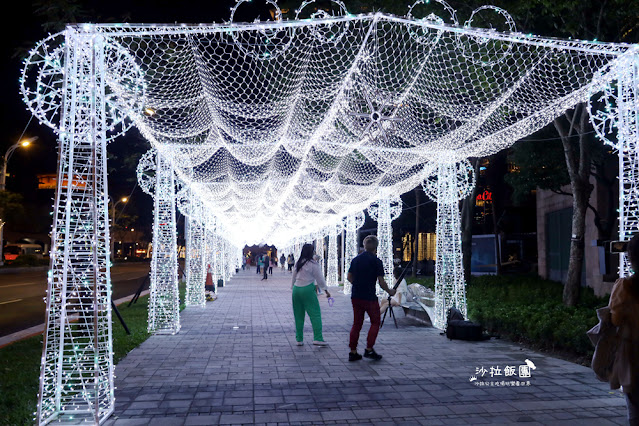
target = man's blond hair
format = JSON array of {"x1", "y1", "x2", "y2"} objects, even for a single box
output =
[{"x1": 363, "y1": 235, "x2": 378, "y2": 252}]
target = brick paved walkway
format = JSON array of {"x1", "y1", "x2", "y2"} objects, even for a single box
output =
[{"x1": 106, "y1": 269, "x2": 627, "y2": 425}]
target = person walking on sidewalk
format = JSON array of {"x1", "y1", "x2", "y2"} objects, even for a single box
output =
[
  {"x1": 280, "y1": 254, "x2": 286, "y2": 271},
  {"x1": 347, "y1": 235, "x2": 395, "y2": 361},
  {"x1": 291, "y1": 243, "x2": 331, "y2": 346}
]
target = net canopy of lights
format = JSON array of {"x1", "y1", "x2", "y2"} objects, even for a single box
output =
[{"x1": 20, "y1": 0, "x2": 638, "y2": 424}]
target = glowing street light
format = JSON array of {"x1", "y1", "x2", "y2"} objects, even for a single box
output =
[
  {"x1": 110, "y1": 196, "x2": 129, "y2": 261},
  {"x1": 0, "y1": 136, "x2": 37, "y2": 266},
  {"x1": 0, "y1": 136, "x2": 37, "y2": 191}
]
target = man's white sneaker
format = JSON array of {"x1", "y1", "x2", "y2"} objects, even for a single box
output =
[
  {"x1": 313, "y1": 340, "x2": 329, "y2": 346},
  {"x1": 296, "y1": 341, "x2": 304, "y2": 346}
]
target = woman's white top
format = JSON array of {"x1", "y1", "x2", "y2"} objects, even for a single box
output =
[
  {"x1": 392, "y1": 278, "x2": 408, "y2": 304},
  {"x1": 291, "y1": 259, "x2": 327, "y2": 290}
]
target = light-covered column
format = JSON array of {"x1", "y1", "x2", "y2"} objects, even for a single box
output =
[
  {"x1": 588, "y1": 51, "x2": 639, "y2": 277},
  {"x1": 205, "y1": 216, "x2": 217, "y2": 287},
  {"x1": 342, "y1": 211, "x2": 365, "y2": 295},
  {"x1": 422, "y1": 158, "x2": 475, "y2": 329},
  {"x1": 327, "y1": 224, "x2": 342, "y2": 287},
  {"x1": 185, "y1": 215, "x2": 206, "y2": 307},
  {"x1": 616, "y1": 55, "x2": 639, "y2": 277},
  {"x1": 35, "y1": 28, "x2": 114, "y2": 424},
  {"x1": 148, "y1": 154, "x2": 180, "y2": 334},
  {"x1": 368, "y1": 197, "x2": 402, "y2": 295},
  {"x1": 315, "y1": 231, "x2": 325, "y2": 276}
]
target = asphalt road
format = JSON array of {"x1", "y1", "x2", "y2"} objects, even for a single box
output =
[{"x1": 0, "y1": 261, "x2": 151, "y2": 337}]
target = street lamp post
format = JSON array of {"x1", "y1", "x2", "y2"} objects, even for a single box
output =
[
  {"x1": 110, "y1": 196, "x2": 128, "y2": 261},
  {"x1": 0, "y1": 137, "x2": 36, "y2": 266}
]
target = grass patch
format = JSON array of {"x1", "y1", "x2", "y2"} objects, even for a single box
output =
[{"x1": 0, "y1": 282, "x2": 186, "y2": 425}]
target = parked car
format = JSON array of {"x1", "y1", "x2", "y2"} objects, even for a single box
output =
[{"x1": 4, "y1": 244, "x2": 43, "y2": 262}]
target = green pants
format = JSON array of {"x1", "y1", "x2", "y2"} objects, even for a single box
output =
[{"x1": 292, "y1": 283, "x2": 323, "y2": 342}]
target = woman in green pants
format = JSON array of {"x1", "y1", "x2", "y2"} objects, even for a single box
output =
[{"x1": 291, "y1": 243, "x2": 331, "y2": 346}]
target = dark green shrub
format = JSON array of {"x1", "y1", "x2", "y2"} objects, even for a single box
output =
[{"x1": 410, "y1": 274, "x2": 606, "y2": 360}]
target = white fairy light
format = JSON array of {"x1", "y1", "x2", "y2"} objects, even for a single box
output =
[{"x1": 23, "y1": 3, "x2": 638, "y2": 423}]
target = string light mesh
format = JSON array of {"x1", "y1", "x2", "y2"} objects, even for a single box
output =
[
  {"x1": 20, "y1": 2, "x2": 639, "y2": 423},
  {"x1": 20, "y1": 4, "x2": 632, "y2": 251}
]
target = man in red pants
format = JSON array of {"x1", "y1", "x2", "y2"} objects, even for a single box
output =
[{"x1": 347, "y1": 235, "x2": 396, "y2": 361}]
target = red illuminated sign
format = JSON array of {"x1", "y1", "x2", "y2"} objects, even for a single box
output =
[{"x1": 476, "y1": 191, "x2": 492, "y2": 202}]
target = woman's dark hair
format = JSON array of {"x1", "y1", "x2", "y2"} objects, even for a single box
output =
[
  {"x1": 393, "y1": 266, "x2": 402, "y2": 278},
  {"x1": 295, "y1": 243, "x2": 315, "y2": 272}
]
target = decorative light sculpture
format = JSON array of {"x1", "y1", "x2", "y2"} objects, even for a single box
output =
[
  {"x1": 368, "y1": 197, "x2": 402, "y2": 294},
  {"x1": 140, "y1": 151, "x2": 180, "y2": 334},
  {"x1": 422, "y1": 157, "x2": 476, "y2": 329},
  {"x1": 20, "y1": 3, "x2": 639, "y2": 422},
  {"x1": 588, "y1": 52, "x2": 639, "y2": 277},
  {"x1": 342, "y1": 211, "x2": 365, "y2": 295},
  {"x1": 32, "y1": 28, "x2": 115, "y2": 425}
]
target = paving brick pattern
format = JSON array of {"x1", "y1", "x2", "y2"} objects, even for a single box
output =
[{"x1": 106, "y1": 269, "x2": 627, "y2": 425}]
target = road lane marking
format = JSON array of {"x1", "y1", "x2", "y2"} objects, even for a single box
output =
[{"x1": 0, "y1": 298, "x2": 22, "y2": 305}]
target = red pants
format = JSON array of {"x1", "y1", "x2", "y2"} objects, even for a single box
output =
[{"x1": 349, "y1": 298, "x2": 380, "y2": 351}]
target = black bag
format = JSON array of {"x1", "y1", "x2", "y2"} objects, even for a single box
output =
[{"x1": 445, "y1": 307, "x2": 485, "y2": 341}]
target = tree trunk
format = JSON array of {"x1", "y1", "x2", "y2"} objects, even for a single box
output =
[
  {"x1": 461, "y1": 159, "x2": 481, "y2": 284},
  {"x1": 412, "y1": 186, "x2": 421, "y2": 278},
  {"x1": 563, "y1": 181, "x2": 589, "y2": 305},
  {"x1": 491, "y1": 200, "x2": 502, "y2": 275},
  {"x1": 554, "y1": 104, "x2": 593, "y2": 306}
]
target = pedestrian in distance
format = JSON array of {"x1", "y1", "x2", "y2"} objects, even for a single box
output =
[
  {"x1": 280, "y1": 253, "x2": 286, "y2": 271},
  {"x1": 269, "y1": 256, "x2": 274, "y2": 275},
  {"x1": 609, "y1": 234, "x2": 639, "y2": 425},
  {"x1": 291, "y1": 243, "x2": 330, "y2": 346},
  {"x1": 261, "y1": 254, "x2": 269, "y2": 280},
  {"x1": 287, "y1": 253, "x2": 295, "y2": 272},
  {"x1": 256, "y1": 255, "x2": 261, "y2": 274},
  {"x1": 347, "y1": 235, "x2": 395, "y2": 361}
]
